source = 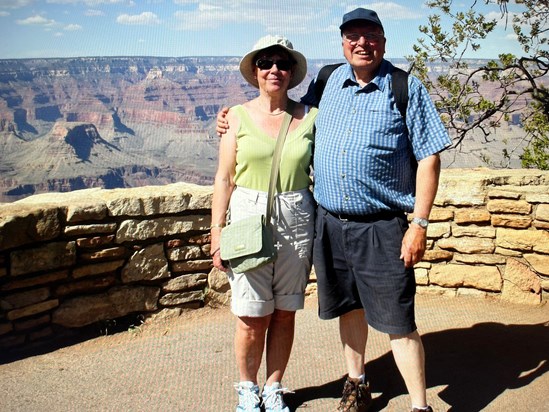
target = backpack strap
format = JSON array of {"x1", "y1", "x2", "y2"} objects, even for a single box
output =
[
  {"x1": 314, "y1": 63, "x2": 344, "y2": 103},
  {"x1": 390, "y1": 66, "x2": 416, "y2": 172},
  {"x1": 391, "y1": 67, "x2": 409, "y2": 122}
]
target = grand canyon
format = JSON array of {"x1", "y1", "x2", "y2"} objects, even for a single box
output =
[{"x1": 0, "y1": 56, "x2": 528, "y2": 203}]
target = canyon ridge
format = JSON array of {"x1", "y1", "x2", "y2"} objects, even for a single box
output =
[{"x1": 0, "y1": 56, "x2": 528, "y2": 203}]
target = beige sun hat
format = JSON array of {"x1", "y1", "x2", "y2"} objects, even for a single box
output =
[{"x1": 239, "y1": 35, "x2": 307, "y2": 89}]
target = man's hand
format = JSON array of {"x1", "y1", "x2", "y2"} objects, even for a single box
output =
[
  {"x1": 400, "y1": 224, "x2": 427, "y2": 268},
  {"x1": 216, "y1": 107, "x2": 230, "y2": 137}
]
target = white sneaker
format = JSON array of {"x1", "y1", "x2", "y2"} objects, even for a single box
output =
[
  {"x1": 262, "y1": 382, "x2": 292, "y2": 412},
  {"x1": 234, "y1": 381, "x2": 261, "y2": 412}
]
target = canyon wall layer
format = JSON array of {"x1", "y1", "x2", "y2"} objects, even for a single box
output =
[{"x1": 0, "y1": 57, "x2": 532, "y2": 202}]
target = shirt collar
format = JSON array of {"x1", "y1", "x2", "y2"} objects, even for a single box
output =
[{"x1": 341, "y1": 59, "x2": 390, "y2": 92}]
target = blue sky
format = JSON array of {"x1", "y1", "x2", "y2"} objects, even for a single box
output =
[{"x1": 0, "y1": 0, "x2": 529, "y2": 60}]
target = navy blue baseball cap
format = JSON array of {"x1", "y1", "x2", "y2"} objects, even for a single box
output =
[{"x1": 340, "y1": 8, "x2": 384, "y2": 32}]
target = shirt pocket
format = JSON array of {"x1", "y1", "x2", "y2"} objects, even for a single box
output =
[{"x1": 362, "y1": 108, "x2": 407, "y2": 155}]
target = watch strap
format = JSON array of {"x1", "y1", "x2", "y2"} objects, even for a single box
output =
[{"x1": 411, "y1": 217, "x2": 429, "y2": 228}]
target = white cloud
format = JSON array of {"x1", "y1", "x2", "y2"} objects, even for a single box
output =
[
  {"x1": 485, "y1": 10, "x2": 532, "y2": 42},
  {"x1": 16, "y1": 15, "x2": 57, "y2": 26},
  {"x1": 360, "y1": 2, "x2": 423, "y2": 20},
  {"x1": 171, "y1": 1, "x2": 423, "y2": 34},
  {"x1": 0, "y1": 0, "x2": 33, "y2": 9},
  {"x1": 0, "y1": 11, "x2": 10, "y2": 16},
  {"x1": 116, "y1": 11, "x2": 161, "y2": 25},
  {"x1": 46, "y1": 0, "x2": 128, "y2": 5},
  {"x1": 85, "y1": 9, "x2": 105, "y2": 16},
  {"x1": 64, "y1": 23, "x2": 83, "y2": 30},
  {"x1": 485, "y1": 11, "x2": 508, "y2": 25},
  {"x1": 173, "y1": 1, "x2": 330, "y2": 32},
  {"x1": 198, "y1": 4, "x2": 221, "y2": 11},
  {"x1": 174, "y1": 9, "x2": 234, "y2": 30},
  {"x1": 485, "y1": 10, "x2": 522, "y2": 30}
]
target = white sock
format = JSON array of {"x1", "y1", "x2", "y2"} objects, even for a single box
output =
[{"x1": 349, "y1": 374, "x2": 365, "y2": 383}]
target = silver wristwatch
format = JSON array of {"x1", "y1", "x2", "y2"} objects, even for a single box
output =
[{"x1": 411, "y1": 217, "x2": 429, "y2": 229}]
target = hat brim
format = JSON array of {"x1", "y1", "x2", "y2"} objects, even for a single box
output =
[{"x1": 239, "y1": 45, "x2": 307, "y2": 90}]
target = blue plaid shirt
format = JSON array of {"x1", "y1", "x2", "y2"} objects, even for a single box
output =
[{"x1": 305, "y1": 60, "x2": 451, "y2": 215}]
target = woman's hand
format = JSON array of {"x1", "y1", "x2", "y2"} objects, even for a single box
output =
[
  {"x1": 211, "y1": 247, "x2": 228, "y2": 272},
  {"x1": 210, "y1": 226, "x2": 228, "y2": 272}
]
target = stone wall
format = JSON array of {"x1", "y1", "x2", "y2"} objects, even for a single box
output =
[
  {"x1": 1, "y1": 169, "x2": 548, "y2": 351},
  {"x1": 421, "y1": 169, "x2": 549, "y2": 304},
  {"x1": 0, "y1": 183, "x2": 214, "y2": 351}
]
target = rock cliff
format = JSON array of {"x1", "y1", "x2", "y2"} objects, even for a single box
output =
[
  {"x1": 0, "y1": 56, "x2": 274, "y2": 202},
  {"x1": 0, "y1": 56, "x2": 533, "y2": 202}
]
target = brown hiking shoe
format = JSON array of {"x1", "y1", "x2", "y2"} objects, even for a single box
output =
[{"x1": 337, "y1": 376, "x2": 372, "y2": 412}]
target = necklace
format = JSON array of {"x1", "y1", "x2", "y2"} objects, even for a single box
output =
[
  {"x1": 265, "y1": 110, "x2": 286, "y2": 116},
  {"x1": 256, "y1": 100, "x2": 287, "y2": 116}
]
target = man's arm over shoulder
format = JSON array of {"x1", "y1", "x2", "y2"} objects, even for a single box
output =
[{"x1": 216, "y1": 106, "x2": 231, "y2": 137}]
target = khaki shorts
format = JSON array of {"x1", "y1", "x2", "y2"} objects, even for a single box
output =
[{"x1": 227, "y1": 186, "x2": 315, "y2": 317}]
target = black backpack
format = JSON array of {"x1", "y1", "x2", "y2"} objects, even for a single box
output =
[{"x1": 313, "y1": 63, "x2": 409, "y2": 123}]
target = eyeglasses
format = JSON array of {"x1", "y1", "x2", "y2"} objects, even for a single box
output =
[
  {"x1": 255, "y1": 58, "x2": 293, "y2": 71},
  {"x1": 343, "y1": 33, "x2": 384, "y2": 45}
]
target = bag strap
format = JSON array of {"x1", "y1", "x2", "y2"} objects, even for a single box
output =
[{"x1": 266, "y1": 100, "x2": 295, "y2": 222}]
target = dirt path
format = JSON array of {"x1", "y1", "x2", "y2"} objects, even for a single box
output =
[{"x1": 1, "y1": 295, "x2": 548, "y2": 411}]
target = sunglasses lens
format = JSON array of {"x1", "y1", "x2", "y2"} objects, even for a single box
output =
[
  {"x1": 256, "y1": 59, "x2": 274, "y2": 70},
  {"x1": 276, "y1": 60, "x2": 292, "y2": 71},
  {"x1": 256, "y1": 59, "x2": 292, "y2": 71}
]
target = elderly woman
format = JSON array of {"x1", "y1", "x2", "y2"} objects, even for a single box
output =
[{"x1": 210, "y1": 35, "x2": 317, "y2": 412}]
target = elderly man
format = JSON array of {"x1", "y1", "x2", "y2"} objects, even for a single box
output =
[{"x1": 302, "y1": 8, "x2": 450, "y2": 412}]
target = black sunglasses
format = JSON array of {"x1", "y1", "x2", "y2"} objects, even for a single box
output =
[{"x1": 255, "y1": 58, "x2": 293, "y2": 71}]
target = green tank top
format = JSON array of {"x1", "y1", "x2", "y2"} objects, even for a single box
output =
[{"x1": 232, "y1": 104, "x2": 317, "y2": 192}]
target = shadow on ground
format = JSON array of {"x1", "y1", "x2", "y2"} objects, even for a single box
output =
[
  {"x1": 0, "y1": 313, "x2": 146, "y2": 365},
  {"x1": 286, "y1": 321, "x2": 549, "y2": 412}
]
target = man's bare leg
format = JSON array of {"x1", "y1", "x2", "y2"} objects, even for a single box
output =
[{"x1": 390, "y1": 330, "x2": 428, "y2": 408}]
